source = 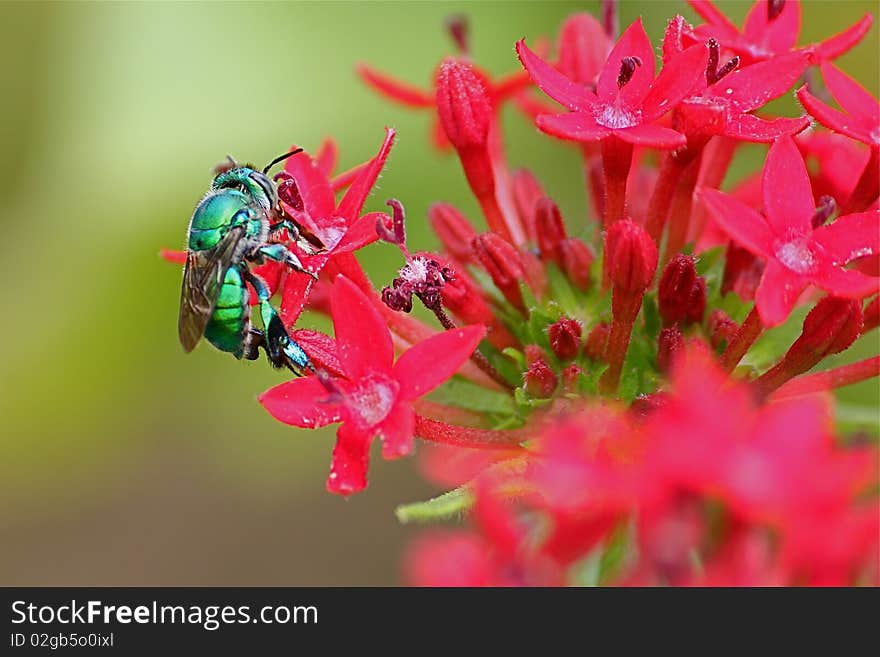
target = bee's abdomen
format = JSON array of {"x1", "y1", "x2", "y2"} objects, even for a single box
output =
[{"x1": 204, "y1": 267, "x2": 249, "y2": 357}]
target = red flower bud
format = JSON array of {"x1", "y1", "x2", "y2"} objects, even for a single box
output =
[
  {"x1": 473, "y1": 233, "x2": 527, "y2": 312},
  {"x1": 559, "y1": 238, "x2": 595, "y2": 291},
  {"x1": 584, "y1": 322, "x2": 610, "y2": 362},
  {"x1": 512, "y1": 168, "x2": 545, "y2": 243},
  {"x1": 605, "y1": 219, "x2": 658, "y2": 299},
  {"x1": 519, "y1": 246, "x2": 548, "y2": 299},
  {"x1": 524, "y1": 345, "x2": 558, "y2": 398},
  {"x1": 657, "y1": 326, "x2": 685, "y2": 374},
  {"x1": 792, "y1": 296, "x2": 863, "y2": 361},
  {"x1": 435, "y1": 57, "x2": 492, "y2": 151},
  {"x1": 535, "y1": 197, "x2": 567, "y2": 264},
  {"x1": 630, "y1": 392, "x2": 670, "y2": 420},
  {"x1": 557, "y1": 12, "x2": 610, "y2": 86},
  {"x1": 755, "y1": 297, "x2": 864, "y2": 396},
  {"x1": 708, "y1": 310, "x2": 739, "y2": 350},
  {"x1": 864, "y1": 296, "x2": 879, "y2": 333},
  {"x1": 548, "y1": 317, "x2": 583, "y2": 361},
  {"x1": 687, "y1": 277, "x2": 707, "y2": 325},
  {"x1": 722, "y1": 242, "x2": 765, "y2": 300},
  {"x1": 561, "y1": 363, "x2": 583, "y2": 393},
  {"x1": 429, "y1": 203, "x2": 478, "y2": 263},
  {"x1": 658, "y1": 254, "x2": 698, "y2": 326}
]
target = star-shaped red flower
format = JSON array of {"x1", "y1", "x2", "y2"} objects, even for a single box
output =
[
  {"x1": 259, "y1": 275, "x2": 486, "y2": 495},
  {"x1": 517, "y1": 18, "x2": 708, "y2": 149},
  {"x1": 699, "y1": 134, "x2": 880, "y2": 326},
  {"x1": 688, "y1": 0, "x2": 873, "y2": 65}
]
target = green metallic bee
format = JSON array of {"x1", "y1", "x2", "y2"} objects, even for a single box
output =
[{"x1": 178, "y1": 149, "x2": 319, "y2": 375}]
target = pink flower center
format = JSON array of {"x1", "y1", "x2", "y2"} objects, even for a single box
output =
[
  {"x1": 595, "y1": 102, "x2": 641, "y2": 129},
  {"x1": 343, "y1": 373, "x2": 399, "y2": 429},
  {"x1": 774, "y1": 238, "x2": 815, "y2": 274}
]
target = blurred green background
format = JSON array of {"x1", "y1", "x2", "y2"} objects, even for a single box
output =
[{"x1": 0, "y1": 1, "x2": 876, "y2": 585}]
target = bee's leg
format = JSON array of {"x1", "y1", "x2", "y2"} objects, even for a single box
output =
[
  {"x1": 241, "y1": 327, "x2": 265, "y2": 361},
  {"x1": 244, "y1": 270, "x2": 313, "y2": 376},
  {"x1": 247, "y1": 243, "x2": 318, "y2": 280}
]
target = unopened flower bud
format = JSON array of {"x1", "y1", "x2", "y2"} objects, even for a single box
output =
[
  {"x1": 429, "y1": 203, "x2": 478, "y2": 263},
  {"x1": 535, "y1": 197, "x2": 567, "y2": 264},
  {"x1": 657, "y1": 326, "x2": 685, "y2": 374},
  {"x1": 792, "y1": 296, "x2": 863, "y2": 360},
  {"x1": 584, "y1": 322, "x2": 610, "y2": 361},
  {"x1": 524, "y1": 345, "x2": 558, "y2": 398},
  {"x1": 473, "y1": 233, "x2": 527, "y2": 312},
  {"x1": 436, "y1": 58, "x2": 492, "y2": 151},
  {"x1": 658, "y1": 254, "x2": 698, "y2": 326},
  {"x1": 561, "y1": 363, "x2": 583, "y2": 393},
  {"x1": 722, "y1": 242, "x2": 764, "y2": 300},
  {"x1": 557, "y1": 13, "x2": 608, "y2": 86},
  {"x1": 708, "y1": 309, "x2": 738, "y2": 350},
  {"x1": 512, "y1": 168, "x2": 546, "y2": 243},
  {"x1": 559, "y1": 238, "x2": 595, "y2": 291},
  {"x1": 548, "y1": 317, "x2": 583, "y2": 361},
  {"x1": 630, "y1": 392, "x2": 670, "y2": 420},
  {"x1": 686, "y1": 277, "x2": 707, "y2": 325},
  {"x1": 605, "y1": 219, "x2": 658, "y2": 300},
  {"x1": 756, "y1": 296, "x2": 864, "y2": 397}
]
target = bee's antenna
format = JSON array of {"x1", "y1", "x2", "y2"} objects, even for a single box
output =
[{"x1": 263, "y1": 148, "x2": 304, "y2": 174}]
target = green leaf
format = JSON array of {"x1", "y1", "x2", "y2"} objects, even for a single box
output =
[{"x1": 435, "y1": 378, "x2": 515, "y2": 415}]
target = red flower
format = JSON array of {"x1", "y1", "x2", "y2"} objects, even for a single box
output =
[
  {"x1": 699, "y1": 135, "x2": 880, "y2": 326},
  {"x1": 688, "y1": 0, "x2": 873, "y2": 65},
  {"x1": 517, "y1": 19, "x2": 708, "y2": 149},
  {"x1": 798, "y1": 63, "x2": 880, "y2": 148},
  {"x1": 259, "y1": 275, "x2": 485, "y2": 495},
  {"x1": 270, "y1": 128, "x2": 397, "y2": 326}
]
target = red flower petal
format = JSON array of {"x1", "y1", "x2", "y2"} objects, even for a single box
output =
[
  {"x1": 797, "y1": 87, "x2": 875, "y2": 146},
  {"x1": 718, "y1": 52, "x2": 809, "y2": 113},
  {"x1": 160, "y1": 248, "x2": 186, "y2": 264},
  {"x1": 556, "y1": 13, "x2": 610, "y2": 86},
  {"x1": 821, "y1": 62, "x2": 880, "y2": 127},
  {"x1": 698, "y1": 188, "x2": 774, "y2": 256},
  {"x1": 724, "y1": 114, "x2": 811, "y2": 143},
  {"x1": 315, "y1": 138, "x2": 338, "y2": 177},
  {"x1": 355, "y1": 63, "x2": 434, "y2": 108},
  {"x1": 596, "y1": 18, "x2": 656, "y2": 107},
  {"x1": 535, "y1": 111, "x2": 610, "y2": 142},
  {"x1": 332, "y1": 211, "x2": 384, "y2": 255},
  {"x1": 378, "y1": 403, "x2": 415, "y2": 459},
  {"x1": 331, "y1": 275, "x2": 393, "y2": 379},
  {"x1": 614, "y1": 123, "x2": 687, "y2": 148},
  {"x1": 290, "y1": 329, "x2": 345, "y2": 377},
  {"x1": 762, "y1": 135, "x2": 815, "y2": 236},
  {"x1": 755, "y1": 260, "x2": 809, "y2": 326},
  {"x1": 743, "y1": 0, "x2": 801, "y2": 54},
  {"x1": 515, "y1": 39, "x2": 597, "y2": 112},
  {"x1": 393, "y1": 325, "x2": 486, "y2": 402},
  {"x1": 327, "y1": 422, "x2": 372, "y2": 495},
  {"x1": 811, "y1": 211, "x2": 880, "y2": 265},
  {"x1": 814, "y1": 13, "x2": 874, "y2": 62},
  {"x1": 641, "y1": 44, "x2": 708, "y2": 122},
  {"x1": 280, "y1": 273, "x2": 315, "y2": 327},
  {"x1": 336, "y1": 127, "x2": 396, "y2": 224},
  {"x1": 282, "y1": 149, "x2": 336, "y2": 219},
  {"x1": 258, "y1": 376, "x2": 343, "y2": 429},
  {"x1": 812, "y1": 266, "x2": 880, "y2": 300}
]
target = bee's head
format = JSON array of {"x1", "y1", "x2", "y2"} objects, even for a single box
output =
[{"x1": 210, "y1": 148, "x2": 302, "y2": 210}]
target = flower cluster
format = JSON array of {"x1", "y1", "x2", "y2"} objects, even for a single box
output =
[{"x1": 167, "y1": 0, "x2": 879, "y2": 585}]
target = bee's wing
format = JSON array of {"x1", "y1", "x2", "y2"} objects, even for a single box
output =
[{"x1": 177, "y1": 226, "x2": 245, "y2": 352}]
